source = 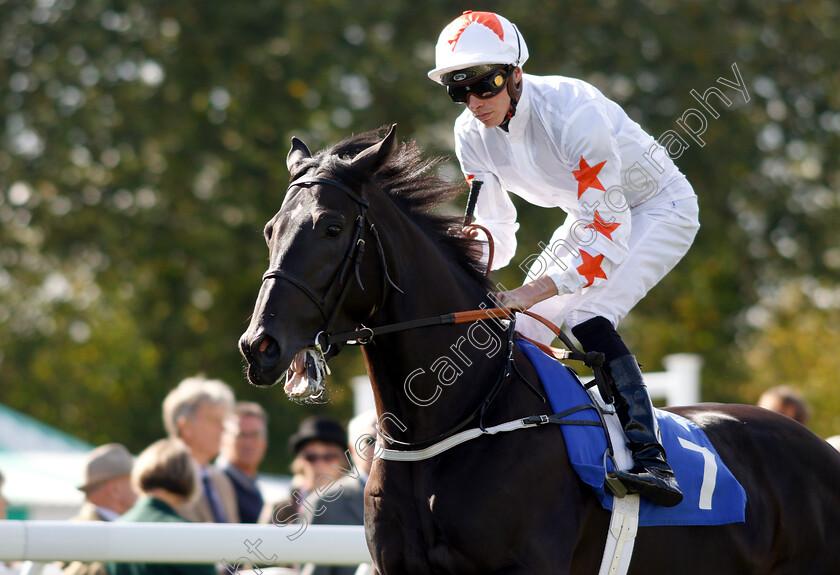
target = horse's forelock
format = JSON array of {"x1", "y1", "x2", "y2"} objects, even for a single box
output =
[{"x1": 318, "y1": 129, "x2": 458, "y2": 209}]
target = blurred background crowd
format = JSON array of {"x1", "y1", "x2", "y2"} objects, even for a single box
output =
[{"x1": 1, "y1": 373, "x2": 379, "y2": 575}]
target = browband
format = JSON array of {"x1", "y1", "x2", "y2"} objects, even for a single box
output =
[{"x1": 288, "y1": 176, "x2": 369, "y2": 207}]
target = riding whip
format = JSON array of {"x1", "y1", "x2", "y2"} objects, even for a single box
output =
[{"x1": 463, "y1": 179, "x2": 483, "y2": 226}]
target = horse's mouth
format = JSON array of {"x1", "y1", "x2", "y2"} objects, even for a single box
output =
[
  {"x1": 284, "y1": 348, "x2": 328, "y2": 401},
  {"x1": 241, "y1": 337, "x2": 328, "y2": 401}
]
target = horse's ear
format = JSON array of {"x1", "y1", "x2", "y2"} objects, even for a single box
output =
[
  {"x1": 351, "y1": 124, "x2": 397, "y2": 175},
  {"x1": 287, "y1": 137, "x2": 312, "y2": 174}
]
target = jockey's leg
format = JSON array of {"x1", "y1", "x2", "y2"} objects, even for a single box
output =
[{"x1": 571, "y1": 316, "x2": 683, "y2": 508}]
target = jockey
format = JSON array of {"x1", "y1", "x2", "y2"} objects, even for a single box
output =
[{"x1": 429, "y1": 11, "x2": 700, "y2": 507}]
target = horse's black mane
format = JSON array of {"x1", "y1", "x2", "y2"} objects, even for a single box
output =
[{"x1": 299, "y1": 127, "x2": 492, "y2": 289}]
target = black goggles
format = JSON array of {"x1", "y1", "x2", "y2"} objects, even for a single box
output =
[{"x1": 445, "y1": 67, "x2": 513, "y2": 103}]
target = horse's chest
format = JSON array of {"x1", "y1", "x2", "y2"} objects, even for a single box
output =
[
  {"x1": 370, "y1": 434, "x2": 578, "y2": 573},
  {"x1": 415, "y1": 478, "x2": 533, "y2": 569},
  {"x1": 370, "y1": 477, "x2": 513, "y2": 573}
]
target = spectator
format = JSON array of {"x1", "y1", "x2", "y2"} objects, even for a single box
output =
[
  {"x1": 218, "y1": 402, "x2": 268, "y2": 523},
  {"x1": 162, "y1": 375, "x2": 239, "y2": 523},
  {"x1": 106, "y1": 438, "x2": 214, "y2": 575},
  {"x1": 74, "y1": 443, "x2": 137, "y2": 521},
  {"x1": 757, "y1": 385, "x2": 811, "y2": 426},
  {"x1": 63, "y1": 444, "x2": 137, "y2": 575},
  {"x1": 1, "y1": 469, "x2": 13, "y2": 575},
  {"x1": 301, "y1": 410, "x2": 379, "y2": 575},
  {"x1": 345, "y1": 410, "x2": 379, "y2": 482},
  {"x1": 258, "y1": 416, "x2": 347, "y2": 526},
  {"x1": 0, "y1": 468, "x2": 7, "y2": 520}
]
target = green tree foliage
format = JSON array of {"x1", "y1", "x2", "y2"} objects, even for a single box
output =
[
  {"x1": 1, "y1": 0, "x2": 838, "y2": 470},
  {"x1": 741, "y1": 285, "x2": 840, "y2": 437}
]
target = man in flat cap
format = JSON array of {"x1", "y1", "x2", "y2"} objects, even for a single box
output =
[
  {"x1": 75, "y1": 443, "x2": 137, "y2": 521},
  {"x1": 63, "y1": 443, "x2": 137, "y2": 575}
]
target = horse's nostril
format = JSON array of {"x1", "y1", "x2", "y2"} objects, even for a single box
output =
[{"x1": 255, "y1": 334, "x2": 281, "y2": 364}]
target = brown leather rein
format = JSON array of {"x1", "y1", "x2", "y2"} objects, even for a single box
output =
[
  {"x1": 332, "y1": 305, "x2": 610, "y2": 452},
  {"x1": 327, "y1": 305, "x2": 602, "y2": 370},
  {"x1": 463, "y1": 223, "x2": 495, "y2": 276}
]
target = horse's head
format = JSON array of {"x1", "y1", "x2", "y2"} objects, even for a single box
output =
[{"x1": 239, "y1": 125, "x2": 399, "y2": 401}]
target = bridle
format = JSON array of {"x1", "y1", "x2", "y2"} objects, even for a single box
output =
[
  {"x1": 260, "y1": 174, "x2": 610, "y2": 452},
  {"x1": 261, "y1": 174, "x2": 502, "y2": 360},
  {"x1": 261, "y1": 175, "x2": 401, "y2": 360}
]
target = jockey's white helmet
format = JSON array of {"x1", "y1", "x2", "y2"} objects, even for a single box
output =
[{"x1": 428, "y1": 11, "x2": 529, "y2": 85}]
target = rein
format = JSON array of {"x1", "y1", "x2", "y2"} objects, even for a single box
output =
[
  {"x1": 262, "y1": 175, "x2": 610, "y2": 454},
  {"x1": 334, "y1": 306, "x2": 610, "y2": 453},
  {"x1": 328, "y1": 307, "x2": 603, "y2": 368},
  {"x1": 464, "y1": 223, "x2": 495, "y2": 275},
  {"x1": 374, "y1": 312, "x2": 608, "y2": 459}
]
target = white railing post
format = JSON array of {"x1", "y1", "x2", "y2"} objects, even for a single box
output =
[
  {"x1": 352, "y1": 375, "x2": 375, "y2": 416},
  {"x1": 643, "y1": 353, "x2": 703, "y2": 406},
  {"x1": 661, "y1": 353, "x2": 703, "y2": 406}
]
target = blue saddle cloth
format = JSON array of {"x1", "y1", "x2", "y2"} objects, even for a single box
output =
[{"x1": 517, "y1": 338, "x2": 746, "y2": 527}]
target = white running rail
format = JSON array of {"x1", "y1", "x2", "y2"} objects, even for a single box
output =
[{"x1": 0, "y1": 521, "x2": 370, "y2": 566}]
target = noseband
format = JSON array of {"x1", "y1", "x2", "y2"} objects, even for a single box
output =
[{"x1": 261, "y1": 175, "x2": 401, "y2": 357}]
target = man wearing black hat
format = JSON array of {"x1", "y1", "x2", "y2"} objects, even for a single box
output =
[
  {"x1": 300, "y1": 411, "x2": 379, "y2": 575},
  {"x1": 258, "y1": 416, "x2": 348, "y2": 526}
]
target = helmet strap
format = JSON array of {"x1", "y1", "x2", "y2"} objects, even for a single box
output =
[{"x1": 499, "y1": 69, "x2": 522, "y2": 131}]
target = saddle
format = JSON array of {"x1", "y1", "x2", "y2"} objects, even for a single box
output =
[{"x1": 516, "y1": 338, "x2": 747, "y2": 527}]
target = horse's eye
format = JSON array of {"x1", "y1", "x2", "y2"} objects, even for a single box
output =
[
  {"x1": 264, "y1": 224, "x2": 273, "y2": 243},
  {"x1": 326, "y1": 224, "x2": 342, "y2": 238}
]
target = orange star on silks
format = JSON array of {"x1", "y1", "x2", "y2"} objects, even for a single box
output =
[
  {"x1": 572, "y1": 156, "x2": 607, "y2": 199},
  {"x1": 576, "y1": 249, "x2": 607, "y2": 288},
  {"x1": 585, "y1": 210, "x2": 621, "y2": 241}
]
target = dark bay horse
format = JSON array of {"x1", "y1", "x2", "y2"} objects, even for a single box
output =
[{"x1": 239, "y1": 125, "x2": 840, "y2": 574}]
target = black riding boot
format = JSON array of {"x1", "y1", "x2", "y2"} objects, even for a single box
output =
[{"x1": 608, "y1": 354, "x2": 684, "y2": 507}]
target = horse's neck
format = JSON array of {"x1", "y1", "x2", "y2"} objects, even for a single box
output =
[
  {"x1": 363, "y1": 314, "x2": 510, "y2": 446},
  {"x1": 363, "y1": 206, "x2": 508, "y2": 443}
]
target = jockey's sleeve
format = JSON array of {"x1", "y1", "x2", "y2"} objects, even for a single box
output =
[
  {"x1": 454, "y1": 138, "x2": 519, "y2": 270},
  {"x1": 544, "y1": 102, "x2": 631, "y2": 295}
]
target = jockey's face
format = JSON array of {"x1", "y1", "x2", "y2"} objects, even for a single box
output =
[{"x1": 463, "y1": 67, "x2": 521, "y2": 128}]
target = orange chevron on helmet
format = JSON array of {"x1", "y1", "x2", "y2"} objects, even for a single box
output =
[{"x1": 444, "y1": 11, "x2": 504, "y2": 50}]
